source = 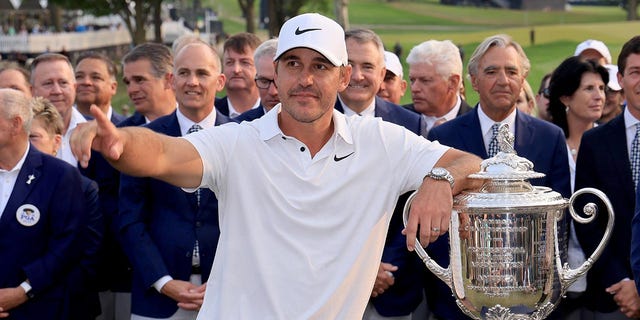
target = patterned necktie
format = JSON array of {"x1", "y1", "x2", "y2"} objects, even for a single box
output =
[
  {"x1": 187, "y1": 124, "x2": 202, "y2": 135},
  {"x1": 186, "y1": 124, "x2": 203, "y2": 268},
  {"x1": 487, "y1": 123, "x2": 501, "y2": 157},
  {"x1": 631, "y1": 123, "x2": 640, "y2": 189},
  {"x1": 186, "y1": 124, "x2": 202, "y2": 206}
]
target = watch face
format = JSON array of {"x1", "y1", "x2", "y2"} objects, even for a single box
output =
[{"x1": 432, "y1": 167, "x2": 447, "y2": 177}]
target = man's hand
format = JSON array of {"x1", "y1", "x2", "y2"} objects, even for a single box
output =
[
  {"x1": 403, "y1": 179, "x2": 452, "y2": 251},
  {"x1": 71, "y1": 104, "x2": 123, "y2": 168},
  {"x1": 160, "y1": 279, "x2": 203, "y2": 310},
  {"x1": 371, "y1": 263, "x2": 398, "y2": 298},
  {"x1": 177, "y1": 283, "x2": 206, "y2": 311},
  {"x1": 607, "y1": 279, "x2": 640, "y2": 318},
  {"x1": 0, "y1": 287, "x2": 28, "y2": 315}
]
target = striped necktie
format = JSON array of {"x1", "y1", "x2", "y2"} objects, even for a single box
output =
[{"x1": 186, "y1": 124, "x2": 203, "y2": 269}]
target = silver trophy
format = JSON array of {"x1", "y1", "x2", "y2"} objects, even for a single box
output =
[{"x1": 404, "y1": 124, "x2": 614, "y2": 320}]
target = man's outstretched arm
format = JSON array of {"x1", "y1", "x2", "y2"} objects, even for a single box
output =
[{"x1": 71, "y1": 105, "x2": 203, "y2": 189}]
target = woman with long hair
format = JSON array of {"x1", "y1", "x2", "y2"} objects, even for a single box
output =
[{"x1": 548, "y1": 56, "x2": 608, "y2": 320}]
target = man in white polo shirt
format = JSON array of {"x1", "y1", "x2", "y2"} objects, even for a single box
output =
[{"x1": 71, "y1": 13, "x2": 482, "y2": 319}]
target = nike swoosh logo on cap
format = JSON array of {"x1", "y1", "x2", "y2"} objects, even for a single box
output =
[
  {"x1": 295, "y1": 27, "x2": 321, "y2": 35},
  {"x1": 334, "y1": 152, "x2": 354, "y2": 162}
]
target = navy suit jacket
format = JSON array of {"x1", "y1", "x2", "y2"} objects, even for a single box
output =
[
  {"x1": 111, "y1": 111, "x2": 127, "y2": 125},
  {"x1": 576, "y1": 114, "x2": 635, "y2": 313},
  {"x1": 233, "y1": 105, "x2": 266, "y2": 122},
  {"x1": 336, "y1": 96, "x2": 426, "y2": 316},
  {"x1": 63, "y1": 176, "x2": 103, "y2": 319},
  {"x1": 427, "y1": 107, "x2": 571, "y2": 319},
  {"x1": 116, "y1": 109, "x2": 231, "y2": 317},
  {"x1": 214, "y1": 96, "x2": 230, "y2": 116},
  {"x1": 118, "y1": 112, "x2": 147, "y2": 128},
  {"x1": 0, "y1": 146, "x2": 86, "y2": 319},
  {"x1": 79, "y1": 111, "x2": 133, "y2": 292}
]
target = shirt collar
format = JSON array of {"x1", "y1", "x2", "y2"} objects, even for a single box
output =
[
  {"x1": 106, "y1": 105, "x2": 113, "y2": 120},
  {"x1": 176, "y1": 107, "x2": 217, "y2": 136},
  {"x1": 424, "y1": 95, "x2": 462, "y2": 128},
  {"x1": 338, "y1": 95, "x2": 375, "y2": 117},
  {"x1": 258, "y1": 104, "x2": 353, "y2": 145},
  {"x1": 477, "y1": 104, "x2": 517, "y2": 137},
  {"x1": 228, "y1": 97, "x2": 261, "y2": 118},
  {"x1": 67, "y1": 107, "x2": 87, "y2": 136},
  {"x1": 625, "y1": 107, "x2": 640, "y2": 129}
]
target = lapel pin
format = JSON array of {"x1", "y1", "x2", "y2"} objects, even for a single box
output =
[{"x1": 26, "y1": 174, "x2": 35, "y2": 185}]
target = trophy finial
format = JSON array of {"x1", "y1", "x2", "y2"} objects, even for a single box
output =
[
  {"x1": 470, "y1": 123, "x2": 544, "y2": 180},
  {"x1": 497, "y1": 123, "x2": 515, "y2": 154}
]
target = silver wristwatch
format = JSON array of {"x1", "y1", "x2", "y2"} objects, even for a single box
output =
[{"x1": 425, "y1": 167, "x2": 454, "y2": 189}]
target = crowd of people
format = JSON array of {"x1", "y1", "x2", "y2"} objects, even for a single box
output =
[{"x1": 0, "y1": 11, "x2": 640, "y2": 320}]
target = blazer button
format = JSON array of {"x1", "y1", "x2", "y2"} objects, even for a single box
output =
[{"x1": 196, "y1": 221, "x2": 202, "y2": 227}]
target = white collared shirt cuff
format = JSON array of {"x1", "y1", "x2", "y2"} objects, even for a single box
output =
[{"x1": 153, "y1": 275, "x2": 173, "y2": 293}]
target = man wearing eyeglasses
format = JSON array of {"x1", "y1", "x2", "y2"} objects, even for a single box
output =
[{"x1": 234, "y1": 39, "x2": 280, "y2": 122}]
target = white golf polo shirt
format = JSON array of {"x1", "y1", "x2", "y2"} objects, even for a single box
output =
[{"x1": 185, "y1": 105, "x2": 449, "y2": 319}]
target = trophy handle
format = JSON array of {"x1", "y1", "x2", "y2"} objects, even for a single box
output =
[
  {"x1": 402, "y1": 190, "x2": 453, "y2": 289},
  {"x1": 558, "y1": 187, "x2": 615, "y2": 286}
]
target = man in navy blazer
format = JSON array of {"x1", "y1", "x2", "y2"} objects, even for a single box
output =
[
  {"x1": 586, "y1": 36, "x2": 640, "y2": 319},
  {"x1": 335, "y1": 28, "x2": 425, "y2": 319},
  {"x1": 427, "y1": 34, "x2": 570, "y2": 320},
  {"x1": 0, "y1": 89, "x2": 87, "y2": 319},
  {"x1": 216, "y1": 32, "x2": 262, "y2": 117},
  {"x1": 116, "y1": 41, "x2": 230, "y2": 319},
  {"x1": 120, "y1": 42, "x2": 177, "y2": 128},
  {"x1": 403, "y1": 40, "x2": 472, "y2": 138},
  {"x1": 74, "y1": 51, "x2": 136, "y2": 320}
]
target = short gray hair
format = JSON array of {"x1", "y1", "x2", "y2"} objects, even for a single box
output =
[
  {"x1": 344, "y1": 28, "x2": 385, "y2": 65},
  {"x1": 254, "y1": 38, "x2": 278, "y2": 61},
  {"x1": 406, "y1": 40, "x2": 462, "y2": 81},
  {"x1": 467, "y1": 34, "x2": 530, "y2": 77},
  {"x1": 0, "y1": 88, "x2": 32, "y2": 132},
  {"x1": 122, "y1": 43, "x2": 174, "y2": 79},
  {"x1": 29, "y1": 53, "x2": 74, "y2": 85}
]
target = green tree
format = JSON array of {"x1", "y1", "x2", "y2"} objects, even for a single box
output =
[
  {"x1": 49, "y1": 0, "x2": 163, "y2": 45},
  {"x1": 239, "y1": 0, "x2": 257, "y2": 33},
  {"x1": 264, "y1": 0, "x2": 330, "y2": 37},
  {"x1": 627, "y1": 0, "x2": 638, "y2": 20}
]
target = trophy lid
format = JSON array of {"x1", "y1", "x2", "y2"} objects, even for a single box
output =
[
  {"x1": 468, "y1": 123, "x2": 545, "y2": 181},
  {"x1": 455, "y1": 123, "x2": 567, "y2": 209}
]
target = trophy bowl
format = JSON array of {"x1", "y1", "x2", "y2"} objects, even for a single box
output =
[{"x1": 404, "y1": 124, "x2": 614, "y2": 320}]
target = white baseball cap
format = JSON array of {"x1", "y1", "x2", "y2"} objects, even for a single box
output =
[
  {"x1": 274, "y1": 13, "x2": 348, "y2": 67},
  {"x1": 574, "y1": 39, "x2": 612, "y2": 64},
  {"x1": 605, "y1": 64, "x2": 621, "y2": 91},
  {"x1": 384, "y1": 51, "x2": 403, "y2": 78}
]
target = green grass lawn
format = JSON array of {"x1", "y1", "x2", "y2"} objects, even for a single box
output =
[{"x1": 112, "y1": 0, "x2": 639, "y2": 108}]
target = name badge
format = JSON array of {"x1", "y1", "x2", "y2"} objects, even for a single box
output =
[{"x1": 16, "y1": 204, "x2": 40, "y2": 227}]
